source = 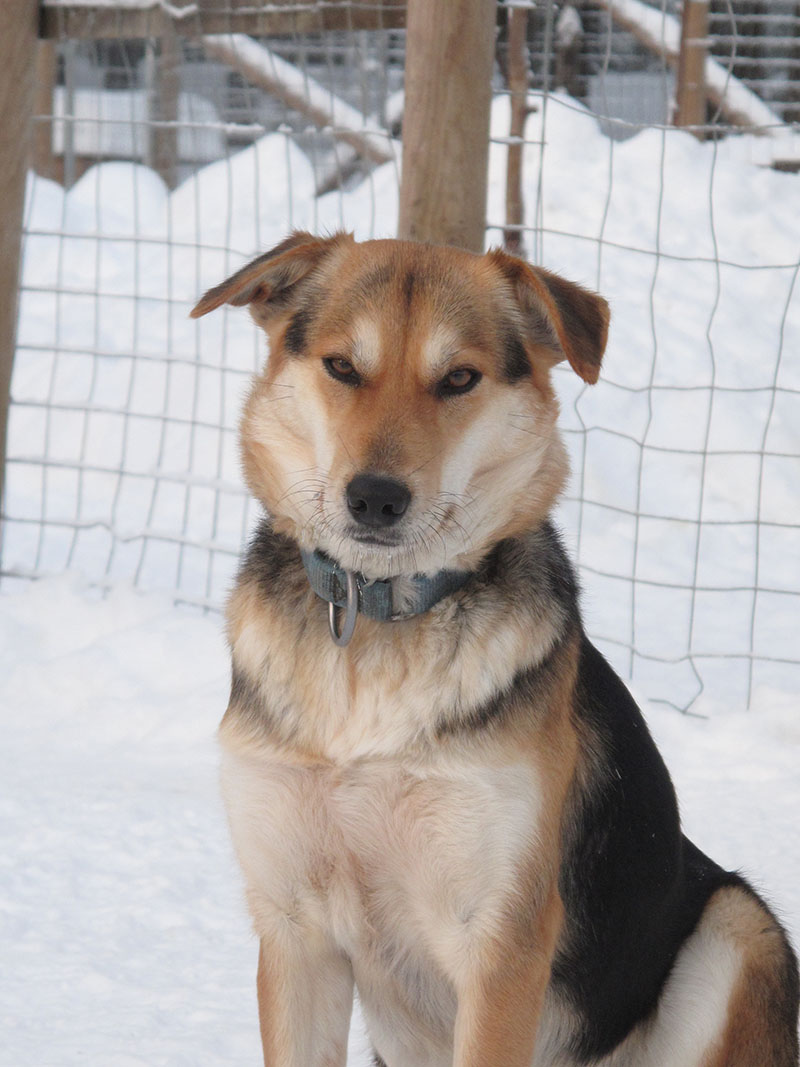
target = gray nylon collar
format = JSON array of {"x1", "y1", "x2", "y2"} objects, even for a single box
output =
[{"x1": 300, "y1": 548, "x2": 471, "y2": 626}]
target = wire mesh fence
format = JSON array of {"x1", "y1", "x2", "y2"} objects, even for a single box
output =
[{"x1": 2, "y1": 0, "x2": 799, "y2": 714}]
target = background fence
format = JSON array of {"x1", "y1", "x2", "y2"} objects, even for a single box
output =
[{"x1": 1, "y1": 0, "x2": 799, "y2": 714}]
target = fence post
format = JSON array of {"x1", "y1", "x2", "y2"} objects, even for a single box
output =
[
  {"x1": 151, "y1": 24, "x2": 181, "y2": 190},
  {"x1": 33, "y1": 41, "x2": 58, "y2": 181},
  {"x1": 398, "y1": 0, "x2": 498, "y2": 253},
  {"x1": 0, "y1": 0, "x2": 38, "y2": 513},
  {"x1": 504, "y1": 4, "x2": 529, "y2": 256},
  {"x1": 146, "y1": 24, "x2": 181, "y2": 188},
  {"x1": 674, "y1": 0, "x2": 709, "y2": 134}
]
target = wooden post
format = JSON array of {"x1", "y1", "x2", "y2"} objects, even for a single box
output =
[
  {"x1": 0, "y1": 0, "x2": 38, "y2": 513},
  {"x1": 504, "y1": 4, "x2": 529, "y2": 256},
  {"x1": 674, "y1": 0, "x2": 709, "y2": 134},
  {"x1": 151, "y1": 25, "x2": 181, "y2": 189},
  {"x1": 33, "y1": 41, "x2": 58, "y2": 181},
  {"x1": 398, "y1": 0, "x2": 498, "y2": 253},
  {"x1": 63, "y1": 40, "x2": 78, "y2": 188}
]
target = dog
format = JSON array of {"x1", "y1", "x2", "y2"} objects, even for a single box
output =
[{"x1": 191, "y1": 232, "x2": 799, "y2": 1066}]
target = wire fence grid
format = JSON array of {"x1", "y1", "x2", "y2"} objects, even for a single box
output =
[{"x1": 2, "y1": 0, "x2": 799, "y2": 713}]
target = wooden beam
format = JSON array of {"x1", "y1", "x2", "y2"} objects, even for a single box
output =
[
  {"x1": 40, "y1": 0, "x2": 408, "y2": 40},
  {"x1": 674, "y1": 0, "x2": 709, "y2": 133},
  {"x1": 0, "y1": 0, "x2": 38, "y2": 512},
  {"x1": 201, "y1": 33, "x2": 395, "y2": 168},
  {"x1": 398, "y1": 0, "x2": 498, "y2": 252}
]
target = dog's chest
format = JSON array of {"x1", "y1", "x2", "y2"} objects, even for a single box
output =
[{"x1": 221, "y1": 746, "x2": 542, "y2": 970}]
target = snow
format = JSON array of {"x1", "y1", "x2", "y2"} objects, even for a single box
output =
[
  {"x1": 52, "y1": 87, "x2": 225, "y2": 163},
  {"x1": 0, "y1": 575, "x2": 797, "y2": 1064},
  {"x1": 5, "y1": 92, "x2": 800, "y2": 708},
  {"x1": 201, "y1": 34, "x2": 398, "y2": 166},
  {"x1": 556, "y1": 5, "x2": 583, "y2": 50},
  {"x1": 44, "y1": 0, "x2": 197, "y2": 10},
  {"x1": 7, "y1": 91, "x2": 800, "y2": 704},
  {"x1": 2, "y1": 88, "x2": 799, "y2": 1060},
  {"x1": 598, "y1": 0, "x2": 783, "y2": 130},
  {"x1": 482, "y1": 93, "x2": 800, "y2": 712}
]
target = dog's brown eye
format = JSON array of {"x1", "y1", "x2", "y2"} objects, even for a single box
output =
[
  {"x1": 323, "y1": 357, "x2": 361, "y2": 387},
  {"x1": 437, "y1": 367, "x2": 482, "y2": 397}
]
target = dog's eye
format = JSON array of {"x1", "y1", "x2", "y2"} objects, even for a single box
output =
[
  {"x1": 437, "y1": 367, "x2": 482, "y2": 397},
  {"x1": 323, "y1": 357, "x2": 361, "y2": 387}
]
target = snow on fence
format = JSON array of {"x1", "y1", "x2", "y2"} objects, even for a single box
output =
[{"x1": 1, "y1": 0, "x2": 799, "y2": 716}]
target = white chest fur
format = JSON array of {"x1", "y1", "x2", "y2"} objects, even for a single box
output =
[{"x1": 220, "y1": 744, "x2": 542, "y2": 987}]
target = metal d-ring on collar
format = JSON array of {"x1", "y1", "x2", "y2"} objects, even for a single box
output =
[{"x1": 328, "y1": 568, "x2": 359, "y2": 646}]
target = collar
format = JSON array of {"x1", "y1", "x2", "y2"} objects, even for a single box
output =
[{"x1": 300, "y1": 548, "x2": 471, "y2": 647}]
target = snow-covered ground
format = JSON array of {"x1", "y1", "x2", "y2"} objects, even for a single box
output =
[
  {"x1": 1, "y1": 575, "x2": 798, "y2": 1065},
  {"x1": 2, "y1": 90, "x2": 799, "y2": 1061}
]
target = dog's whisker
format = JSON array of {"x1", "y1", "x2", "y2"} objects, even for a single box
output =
[
  {"x1": 274, "y1": 480, "x2": 328, "y2": 508},
  {"x1": 336, "y1": 432, "x2": 356, "y2": 466},
  {"x1": 433, "y1": 495, "x2": 476, "y2": 544},
  {"x1": 437, "y1": 488, "x2": 479, "y2": 511},
  {"x1": 433, "y1": 506, "x2": 470, "y2": 552},
  {"x1": 408, "y1": 448, "x2": 446, "y2": 477},
  {"x1": 508, "y1": 421, "x2": 553, "y2": 442}
]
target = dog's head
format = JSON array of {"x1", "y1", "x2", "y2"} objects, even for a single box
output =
[{"x1": 192, "y1": 232, "x2": 609, "y2": 579}]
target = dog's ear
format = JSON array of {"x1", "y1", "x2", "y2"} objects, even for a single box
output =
[
  {"x1": 488, "y1": 248, "x2": 610, "y2": 384},
  {"x1": 190, "y1": 231, "x2": 353, "y2": 323}
]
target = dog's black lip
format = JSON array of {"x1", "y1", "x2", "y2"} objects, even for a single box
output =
[{"x1": 348, "y1": 530, "x2": 403, "y2": 546}]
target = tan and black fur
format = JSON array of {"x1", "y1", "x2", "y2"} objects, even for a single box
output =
[{"x1": 192, "y1": 233, "x2": 799, "y2": 1066}]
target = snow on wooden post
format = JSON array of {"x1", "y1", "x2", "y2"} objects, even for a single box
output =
[
  {"x1": 398, "y1": 0, "x2": 498, "y2": 253},
  {"x1": 675, "y1": 0, "x2": 709, "y2": 134},
  {"x1": 0, "y1": 0, "x2": 37, "y2": 511}
]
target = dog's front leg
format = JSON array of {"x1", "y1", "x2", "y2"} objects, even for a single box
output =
[
  {"x1": 255, "y1": 934, "x2": 353, "y2": 1067},
  {"x1": 451, "y1": 888, "x2": 562, "y2": 1067}
]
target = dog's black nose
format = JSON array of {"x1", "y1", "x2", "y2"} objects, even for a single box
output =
[{"x1": 346, "y1": 474, "x2": 411, "y2": 527}]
